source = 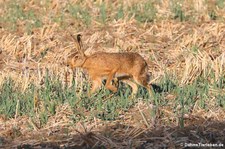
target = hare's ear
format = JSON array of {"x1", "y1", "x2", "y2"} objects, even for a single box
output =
[
  {"x1": 76, "y1": 34, "x2": 85, "y2": 58},
  {"x1": 69, "y1": 33, "x2": 85, "y2": 58},
  {"x1": 77, "y1": 34, "x2": 82, "y2": 44}
]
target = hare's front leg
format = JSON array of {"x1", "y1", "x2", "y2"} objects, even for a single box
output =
[
  {"x1": 105, "y1": 70, "x2": 118, "y2": 93},
  {"x1": 88, "y1": 77, "x2": 102, "y2": 97}
]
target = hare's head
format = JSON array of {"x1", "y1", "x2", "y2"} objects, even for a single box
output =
[
  {"x1": 66, "y1": 52, "x2": 86, "y2": 68},
  {"x1": 66, "y1": 34, "x2": 86, "y2": 68}
]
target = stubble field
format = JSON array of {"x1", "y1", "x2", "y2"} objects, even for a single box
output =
[{"x1": 0, "y1": 0, "x2": 224, "y2": 148}]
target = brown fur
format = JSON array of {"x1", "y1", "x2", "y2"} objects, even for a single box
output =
[{"x1": 66, "y1": 34, "x2": 153, "y2": 97}]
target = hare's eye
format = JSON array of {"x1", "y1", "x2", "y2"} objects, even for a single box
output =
[{"x1": 75, "y1": 55, "x2": 79, "y2": 59}]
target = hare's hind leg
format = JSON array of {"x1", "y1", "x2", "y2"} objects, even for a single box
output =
[
  {"x1": 121, "y1": 79, "x2": 138, "y2": 97},
  {"x1": 133, "y1": 74, "x2": 153, "y2": 97},
  {"x1": 116, "y1": 75, "x2": 138, "y2": 97}
]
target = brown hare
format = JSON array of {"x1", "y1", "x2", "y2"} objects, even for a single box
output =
[{"x1": 66, "y1": 34, "x2": 153, "y2": 97}]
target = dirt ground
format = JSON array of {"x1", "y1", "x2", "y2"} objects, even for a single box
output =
[{"x1": 1, "y1": 111, "x2": 224, "y2": 149}]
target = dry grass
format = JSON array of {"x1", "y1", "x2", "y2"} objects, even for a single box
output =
[{"x1": 0, "y1": 0, "x2": 225, "y2": 148}]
